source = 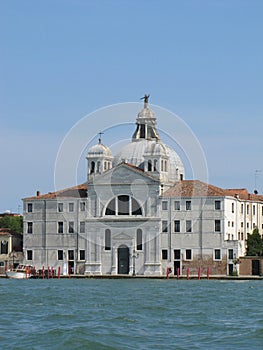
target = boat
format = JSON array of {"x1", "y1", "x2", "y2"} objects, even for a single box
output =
[{"x1": 6, "y1": 265, "x2": 34, "y2": 279}]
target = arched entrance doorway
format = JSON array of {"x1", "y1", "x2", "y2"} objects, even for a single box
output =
[{"x1": 118, "y1": 245, "x2": 130, "y2": 274}]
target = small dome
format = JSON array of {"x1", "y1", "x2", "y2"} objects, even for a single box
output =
[
  {"x1": 137, "y1": 107, "x2": 156, "y2": 121},
  {"x1": 144, "y1": 142, "x2": 167, "y2": 157},
  {"x1": 87, "y1": 142, "x2": 112, "y2": 158}
]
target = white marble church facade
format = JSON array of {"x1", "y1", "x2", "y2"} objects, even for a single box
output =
[{"x1": 23, "y1": 98, "x2": 263, "y2": 276}]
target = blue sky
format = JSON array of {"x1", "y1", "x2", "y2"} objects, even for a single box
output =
[{"x1": 1, "y1": 0, "x2": 263, "y2": 212}]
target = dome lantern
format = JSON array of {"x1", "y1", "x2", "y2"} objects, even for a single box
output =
[{"x1": 132, "y1": 94, "x2": 160, "y2": 142}]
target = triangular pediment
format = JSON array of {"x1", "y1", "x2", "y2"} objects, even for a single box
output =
[
  {"x1": 88, "y1": 162, "x2": 159, "y2": 186},
  {"x1": 113, "y1": 231, "x2": 133, "y2": 240}
]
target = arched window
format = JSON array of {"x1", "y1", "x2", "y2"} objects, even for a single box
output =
[
  {"x1": 96, "y1": 161, "x2": 100, "y2": 173},
  {"x1": 105, "y1": 196, "x2": 142, "y2": 216},
  {"x1": 132, "y1": 198, "x2": 142, "y2": 215},
  {"x1": 105, "y1": 229, "x2": 111, "y2": 250},
  {"x1": 104, "y1": 162, "x2": 107, "y2": 171},
  {"x1": 90, "y1": 161, "x2": 95, "y2": 174},
  {"x1": 148, "y1": 160, "x2": 152, "y2": 171},
  {"x1": 105, "y1": 198, "x2": 116, "y2": 215},
  {"x1": 136, "y1": 229, "x2": 142, "y2": 250},
  {"x1": 161, "y1": 160, "x2": 164, "y2": 171},
  {"x1": 164, "y1": 160, "x2": 167, "y2": 172},
  {"x1": 118, "y1": 195, "x2": 129, "y2": 215},
  {"x1": 154, "y1": 159, "x2": 158, "y2": 171}
]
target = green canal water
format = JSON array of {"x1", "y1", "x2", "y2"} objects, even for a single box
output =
[{"x1": 0, "y1": 279, "x2": 262, "y2": 349}]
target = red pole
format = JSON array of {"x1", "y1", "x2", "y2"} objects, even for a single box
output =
[
  {"x1": 51, "y1": 267, "x2": 54, "y2": 278},
  {"x1": 42, "y1": 266, "x2": 45, "y2": 279},
  {"x1": 187, "y1": 267, "x2": 190, "y2": 280},
  {"x1": 177, "y1": 267, "x2": 180, "y2": 279},
  {"x1": 198, "y1": 267, "x2": 201, "y2": 280},
  {"x1": 58, "y1": 266, "x2": 61, "y2": 279},
  {"x1": 207, "y1": 267, "x2": 210, "y2": 280}
]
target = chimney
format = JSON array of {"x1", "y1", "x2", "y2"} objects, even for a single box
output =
[{"x1": 36, "y1": 190, "x2": 40, "y2": 197}]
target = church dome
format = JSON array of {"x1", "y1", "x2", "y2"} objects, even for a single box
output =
[
  {"x1": 113, "y1": 140, "x2": 184, "y2": 182},
  {"x1": 113, "y1": 95, "x2": 185, "y2": 183}
]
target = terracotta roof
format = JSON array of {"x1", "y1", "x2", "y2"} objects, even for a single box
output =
[
  {"x1": 163, "y1": 180, "x2": 225, "y2": 197},
  {"x1": 24, "y1": 183, "x2": 88, "y2": 200},
  {"x1": 163, "y1": 180, "x2": 263, "y2": 201},
  {"x1": 0, "y1": 228, "x2": 19, "y2": 236},
  {"x1": 224, "y1": 188, "x2": 263, "y2": 201}
]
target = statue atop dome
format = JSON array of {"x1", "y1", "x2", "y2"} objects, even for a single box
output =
[{"x1": 141, "y1": 94, "x2": 150, "y2": 108}]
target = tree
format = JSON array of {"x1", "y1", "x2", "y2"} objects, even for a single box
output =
[
  {"x1": 0, "y1": 215, "x2": 23, "y2": 233},
  {"x1": 246, "y1": 228, "x2": 263, "y2": 256}
]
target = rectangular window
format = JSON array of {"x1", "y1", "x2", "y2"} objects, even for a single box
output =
[
  {"x1": 79, "y1": 221, "x2": 85, "y2": 233},
  {"x1": 241, "y1": 204, "x2": 244, "y2": 214},
  {"x1": 58, "y1": 203, "x2": 63, "y2": 212},
  {"x1": 186, "y1": 220, "x2": 192, "y2": 233},
  {"x1": 174, "y1": 249, "x2": 180, "y2": 260},
  {"x1": 174, "y1": 220, "x2": 180, "y2": 233},
  {"x1": 241, "y1": 222, "x2": 244, "y2": 228},
  {"x1": 27, "y1": 250, "x2": 33, "y2": 260},
  {"x1": 162, "y1": 220, "x2": 168, "y2": 233},
  {"x1": 79, "y1": 250, "x2": 85, "y2": 260},
  {"x1": 232, "y1": 203, "x2": 234, "y2": 213},
  {"x1": 162, "y1": 249, "x2": 168, "y2": 260},
  {"x1": 214, "y1": 249, "x2": 221, "y2": 260},
  {"x1": 228, "y1": 249, "x2": 234, "y2": 259},
  {"x1": 136, "y1": 229, "x2": 143, "y2": 251},
  {"x1": 215, "y1": 220, "x2": 221, "y2": 232},
  {"x1": 80, "y1": 202, "x2": 86, "y2": 211},
  {"x1": 174, "y1": 201, "x2": 180, "y2": 210},
  {"x1": 68, "y1": 221, "x2": 74, "y2": 233},
  {"x1": 1, "y1": 241, "x2": 8, "y2": 254},
  {"x1": 58, "y1": 250, "x2": 63, "y2": 260},
  {"x1": 247, "y1": 222, "x2": 249, "y2": 229},
  {"x1": 68, "y1": 250, "x2": 74, "y2": 260},
  {"x1": 186, "y1": 201, "x2": 191, "y2": 210},
  {"x1": 58, "y1": 221, "x2": 63, "y2": 234},
  {"x1": 253, "y1": 205, "x2": 256, "y2": 216},
  {"x1": 215, "y1": 201, "x2": 221, "y2": 210},
  {"x1": 185, "y1": 249, "x2": 192, "y2": 260},
  {"x1": 69, "y1": 203, "x2": 74, "y2": 212},
  {"x1": 247, "y1": 205, "x2": 249, "y2": 215},
  {"x1": 27, "y1": 203, "x2": 33, "y2": 212},
  {"x1": 162, "y1": 201, "x2": 168, "y2": 210},
  {"x1": 27, "y1": 222, "x2": 33, "y2": 234}
]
